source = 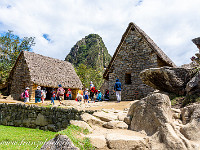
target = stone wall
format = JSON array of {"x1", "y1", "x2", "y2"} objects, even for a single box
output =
[
  {"x1": 8, "y1": 54, "x2": 33, "y2": 100},
  {"x1": 0, "y1": 103, "x2": 93, "y2": 132},
  {"x1": 100, "y1": 80, "x2": 109, "y2": 95},
  {"x1": 108, "y1": 27, "x2": 161, "y2": 100}
]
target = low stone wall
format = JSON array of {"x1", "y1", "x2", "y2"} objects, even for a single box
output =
[{"x1": 0, "y1": 103, "x2": 94, "y2": 132}]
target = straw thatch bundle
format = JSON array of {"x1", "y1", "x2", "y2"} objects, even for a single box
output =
[{"x1": 23, "y1": 51, "x2": 82, "y2": 88}]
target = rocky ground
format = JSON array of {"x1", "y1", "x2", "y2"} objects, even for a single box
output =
[{"x1": 1, "y1": 94, "x2": 200, "y2": 150}]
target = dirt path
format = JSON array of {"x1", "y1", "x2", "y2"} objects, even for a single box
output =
[{"x1": 0, "y1": 99, "x2": 132, "y2": 111}]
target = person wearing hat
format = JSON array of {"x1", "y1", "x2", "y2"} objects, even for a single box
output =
[
  {"x1": 35, "y1": 86, "x2": 42, "y2": 103},
  {"x1": 90, "y1": 81, "x2": 94, "y2": 89},
  {"x1": 24, "y1": 87, "x2": 30, "y2": 103},
  {"x1": 97, "y1": 90, "x2": 102, "y2": 102}
]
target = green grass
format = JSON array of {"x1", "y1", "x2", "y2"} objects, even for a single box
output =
[
  {"x1": 58, "y1": 125, "x2": 95, "y2": 150},
  {"x1": 0, "y1": 125, "x2": 55, "y2": 150},
  {"x1": 0, "y1": 125, "x2": 94, "y2": 150}
]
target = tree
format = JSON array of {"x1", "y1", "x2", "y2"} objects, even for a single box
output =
[
  {"x1": 75, "y1": 63, "x2": 104, "y2": 90},
  {"x1": 0, "y1": 30, "x2": 35, "y2": 84}
]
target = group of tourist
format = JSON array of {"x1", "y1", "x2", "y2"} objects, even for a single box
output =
[
  {"x1": 22, "y1": 78, "x2": 121, "y2": 104},
  {"x1": 22, "y1": 84, "x2": 72, "y2": 105},
  {"x1": 75, "y1": 86, "x2": 103, "y2": 103}
]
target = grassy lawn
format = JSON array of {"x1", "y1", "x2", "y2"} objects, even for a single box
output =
[
  {"x1": 0, "y1": 125, "x2": 55, "y2": 150},
  {"x1": 0, "y1": 125, "x2": 94, "y2": 150},
  {"x1": 58, "y1": 125, "x2": 94, "y2": 150}
]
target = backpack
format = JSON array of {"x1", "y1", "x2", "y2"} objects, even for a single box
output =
[
  {"x1": 91, "y1": 87, "x2": 95, "y2": 93},
  {"x1": 59, "y1": 88, "x2": 65, "y2": 95},
  {"x1": 21, "y1": 91, "x2": 25, "y2": 99}
]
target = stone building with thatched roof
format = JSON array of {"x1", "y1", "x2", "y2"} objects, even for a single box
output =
[
  {"x1": 103, "y1": 22, "x2": 176, "y2": 100},
  {"x1": 7, "y1": 51, "x2": 82, "y2": 101}
]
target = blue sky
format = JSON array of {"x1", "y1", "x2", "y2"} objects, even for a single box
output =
[{"x1": 0, "y1": 0, "x2": 200, "y2": 66}]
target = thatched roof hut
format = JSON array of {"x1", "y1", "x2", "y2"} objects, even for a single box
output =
[
  {"x1": 23, "y1": 51, "x2": 82, "y2": 88},
  {"x1": 7, "y1": 51, "x2": 82, "y2": 100}
]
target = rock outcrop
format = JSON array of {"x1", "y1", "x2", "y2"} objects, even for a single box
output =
[
  {"x1": 129, "y1": 91, "x2": 173, "y2": 135},
  {"x1": 181, "y1": 103, "x2": 200, "y2": 124},
  {"x1": 186, "y1": 71, "x2": 200, "y2": 94},
  {"x1": 140, "y1": 67, "x2": 196, "y2": 95},
  {"x1": 128, "y1": 91, "x2": 200, "y2": 150},
  {"x1": 180, "y1": 103, "x2": 200, "y2": 142},
  {"x1": 41, "y1": 134, "x2": 79, "y2": 150}
]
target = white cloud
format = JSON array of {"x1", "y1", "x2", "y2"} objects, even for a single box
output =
[{"x1": 0, "y1": 0, "x2": 200, "y2": 66}]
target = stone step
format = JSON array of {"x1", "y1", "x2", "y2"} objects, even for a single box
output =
[{"x1": 106, "y1": 133, "x2": 149, "y2": 150}]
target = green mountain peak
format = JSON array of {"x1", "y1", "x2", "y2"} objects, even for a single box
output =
[
  {"x1": 65, "y1": 33, "x2": 111, "y2": 70},
  {"x1": 65, "y1": 34, "x2": 112, "y2": 89}
]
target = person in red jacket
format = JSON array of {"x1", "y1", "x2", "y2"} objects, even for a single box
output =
[
  {"x1": 24, "y1": 87, "x2": 30, "y2": 103},
  {"x1": 90, "y1": 86, "x2": 95, "y2": 101}
]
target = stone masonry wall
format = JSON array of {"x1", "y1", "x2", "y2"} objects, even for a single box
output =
[
  {"x1": 108, "y1": 27, "x2": 160, "y2": 100},
  {"x1": 9, "y1": 55, "x2": 33, "y2": 100},
  {"x1": 0, "y1": 103, "x2": 93, "y2": 132}
]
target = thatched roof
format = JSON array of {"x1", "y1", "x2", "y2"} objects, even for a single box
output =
[
  {"x1": 16, "y1": 51, "x2": 82, "y2": 89},
  {"x1": 103, "y1": 22, "x2": 176, "y2": 79}
]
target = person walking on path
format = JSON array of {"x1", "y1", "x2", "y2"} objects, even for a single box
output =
[
  {"x1": 84, "y1": 88, "x2": 89, "y2": 103},
  {"x1": 114, "y1": 79, "x2": 121, "y2": 102},
  {"x1": 51, "y1": 88, "x2": 56, "y2": 105},
  {"x1": 41, "y1": 87, "x2": 47, "y2": 103},
  {"x1": 90, "y1": 81, "x2": 94, "y2": 100},
  {"x1": 67, "y1": 88, "x2": 72, "y2": 100},
  {"x1": 35, "y1": 86, "x2": 42, "y2": 103},
  {"x1": 24, "y1": 87, "x2": 30, "y2": 103},
  {"x1": 57, "y1": 84, "x2": 65, "y2": 104},
  {"x1": 90, "y1": 86, "x2": 96, "y2": 101}
]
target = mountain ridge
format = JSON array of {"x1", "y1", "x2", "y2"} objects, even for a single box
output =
[{"x1": 65, "y1": 34, "x2": 112, "y2": 89}]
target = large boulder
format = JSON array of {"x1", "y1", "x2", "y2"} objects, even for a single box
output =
[
  {"x1": 129, "y1": 91, "x2": 172, "y2": 136},
  {"x1": 128, "y1": 91, "x2": 200, "y2": 150},
  {"x1": 180, "y1": 120, "x2": 200, "y2": 141},
  {"x1": 180, "y1": 103, "x2": 200, "y2": 142},
  {"x1": 140, "y1": 67, "x2": 196, "y2": 95},
  {"x1": 158, "y1": 123, "x2": 197, "y2": 150},
  {"x1": 186, "y1": 71, "x2": 200, "y2": 94},
  {"x1": 41, "y1": 134, "x2": 79, "y2": 150},
  {"x1": 181, "y1": 103, "x2": 200, "y2": 124}
]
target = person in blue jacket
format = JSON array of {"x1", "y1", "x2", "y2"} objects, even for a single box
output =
[
  {"x1": 114, "y1": 79, "x2": 121, "y2": 102},
  {"x1": 97, "y1": 90, "x2": 102, "y2": 101}
]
